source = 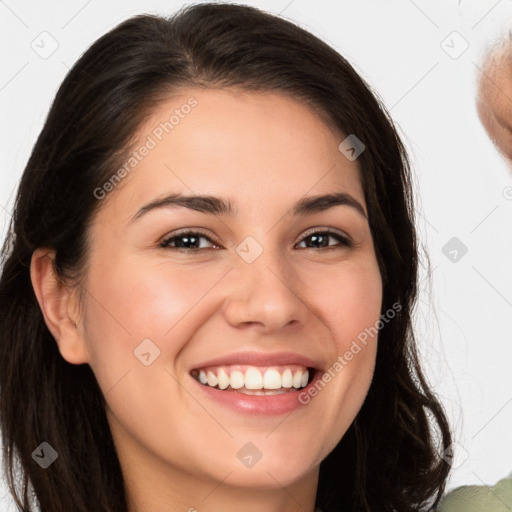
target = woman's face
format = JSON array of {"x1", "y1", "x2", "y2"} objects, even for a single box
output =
[{"x1": 73, "y1": 89, "x2": 382, "y2": 505}]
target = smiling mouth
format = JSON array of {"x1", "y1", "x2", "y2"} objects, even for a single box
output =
[{"x1": 190, "y1": 364, "x2": 315, "y2": 396}]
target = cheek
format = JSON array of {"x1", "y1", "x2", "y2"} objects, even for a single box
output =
[
  {"x1": 302, "y1": 256, "x2": 382, "y2": 346},
  {"x1": 296, "y1": 255, "x2": 382, "y2": 407},
  {"x1": 82, "y1": 249, "x2": 382, "y2": 365},
  {"x1": 291, "y1": 256, "x2": 382, "y2": 461},
  {"x1": 80, "y1": 256, "x2": 230, "y2": 370}
]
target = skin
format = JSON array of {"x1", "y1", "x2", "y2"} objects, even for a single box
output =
[
  {"x1": 31, "y1": 88, "x2": 382, "y2": 512},
  {"x1": 477, "y1": 40, "x2": 512, "y2": 168}
]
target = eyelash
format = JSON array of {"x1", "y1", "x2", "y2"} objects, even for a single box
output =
[{"x1": 159, "y1": 228, "x2": 353, "y2": 252}]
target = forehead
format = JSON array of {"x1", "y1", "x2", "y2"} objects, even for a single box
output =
[{"x1": 98, "y1": 88, "x2": 365, "y2": 220}]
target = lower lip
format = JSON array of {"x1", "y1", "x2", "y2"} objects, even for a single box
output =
[{"x1": 191, "y1": 370, "x2": 320, "y2": 415}]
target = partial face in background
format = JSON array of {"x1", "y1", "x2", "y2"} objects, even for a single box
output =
[
  {"x1": 70, "y1": 88, "x2": 383, "y2": 495},
  {"x1": 477, "y1": 40, "x2": 512, "y2": 166}
]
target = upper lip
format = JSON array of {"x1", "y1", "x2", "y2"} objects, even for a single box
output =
[{"x1": 189, "y1": 351, "x2": 322, "y2": 371}]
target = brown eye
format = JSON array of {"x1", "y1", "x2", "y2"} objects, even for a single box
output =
[
  {"x1": 296, "y1": 230, "x2": 352, "y2": 250},
  {"x1": 160, "y1": 230, "x2": 220, "y2": 251}
]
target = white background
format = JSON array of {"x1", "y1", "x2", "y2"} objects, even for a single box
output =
[{"x1": 1, "y1": 0, "x2": 512, "y2": 508}]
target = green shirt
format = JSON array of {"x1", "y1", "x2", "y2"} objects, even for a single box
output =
[
  {"x1": 436, "y1": 474, "x2": 512, "y2": 512},
  {"x1": 314, "y1": 473, "x2": 512, "y2": 511}
]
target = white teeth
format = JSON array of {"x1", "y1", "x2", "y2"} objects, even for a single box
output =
[
  {"x1": 263, "y1": 368, "x2": 282, "y2": 389},
  {"x1": 238, "y1": 388, "x2": 288, "y2": 396},
  {"x1": 281, "y1": 368, "x2": 293, "y2": 388},
  {"x1": 259, "y1": 389, "x2": 288, "y2": 396},
  {"x1": 194, "y1": 365, "x2": 312, "y2": 392},
  {"x1": 207, "y1": 371, "x2": 218, "y2": 387},
  {"x1": 292, "y1": 370, "x2": 303, "y2": 389},
  {"x1": 217, "y1": 368, "x2": 230, "y2": 390},
  {"x1": 240, "y1": 389, "x2": 265, "y2": 396},
  {"x1": 245, "y1": 367, "x2": 263, "y2": 389},
  {"x1": 230, "y1": 370, "x2": 245, "y2": 389}
]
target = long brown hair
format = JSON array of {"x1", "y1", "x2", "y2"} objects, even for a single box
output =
[{"x1": 0, "y1": 3, "x2": 451, "y2": 511}]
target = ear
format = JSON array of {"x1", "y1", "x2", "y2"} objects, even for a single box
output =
[{"x1": 30, "y1": 248, "x2": 89, "y2": 365}]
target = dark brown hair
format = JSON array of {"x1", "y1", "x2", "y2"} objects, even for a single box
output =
[{"x1": 0, "y1": 3, "x2": 451, "y2": 511}]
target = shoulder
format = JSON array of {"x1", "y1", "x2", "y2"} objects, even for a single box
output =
[{"x1": 436, "y1": 473, "x2": 512, "y2": 512}]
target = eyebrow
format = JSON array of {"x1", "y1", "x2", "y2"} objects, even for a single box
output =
[{"x1": 130, "y1": 191, "x2": 367, "y2": 223}]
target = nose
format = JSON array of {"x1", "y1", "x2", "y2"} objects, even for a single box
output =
[{"x1": 221, "y1": 245, "x2": 310, "y2": 333}]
